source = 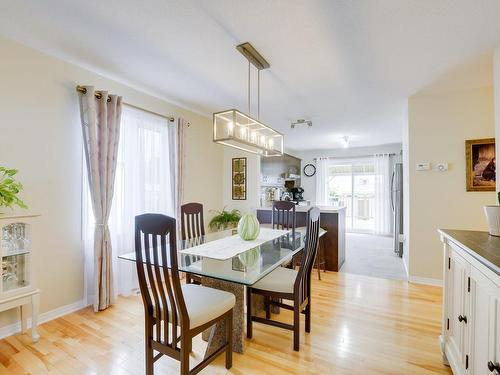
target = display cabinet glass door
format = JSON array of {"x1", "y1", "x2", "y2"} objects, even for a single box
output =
[{"x1": 1, "y1": 223, "x2": 31, "y2": 294}]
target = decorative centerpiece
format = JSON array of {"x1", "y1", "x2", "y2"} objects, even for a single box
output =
[
  {"x1": 484, "y1": 192, "x2": 500, "y2": 236},
  {"x1": 0, "y1": 167, "x2": 27, "y2": 213},
  {"x1": 237, "y1": 213, "x2": 260, "y2": 241},
  {"x1": 208, "y1": 208, "x2": 241, "y2": 231}
]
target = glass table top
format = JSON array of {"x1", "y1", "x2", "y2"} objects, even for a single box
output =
[{"x1": 118, "y1": 229, "x2": 304, "y2": 286}]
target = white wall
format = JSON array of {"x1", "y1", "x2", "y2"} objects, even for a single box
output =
[
  {"x1": 407, "y1": 77, "x2": 495, "y2": 281},
  {"x1": 402, "y1": 101, "x2": 411, "y2": 276},
  {"x1": 293, "y1": 143, "x2": 402, "y2": 204},
  {"x1": 0, "y1": 36, "x2": 223, "y2": 329},
  {"x1": 222, "y1": 148, "x2": 260, "y2": 215},
  {"x1": 495, "y1": 45, "x2": 500, "y2": 194}
]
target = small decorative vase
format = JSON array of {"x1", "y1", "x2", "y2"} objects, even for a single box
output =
[
  {"x1": 237, "y1": 214, "x2": 260, "y2": 241},
  {"x1": 484, "y1": 205, "x2": 500, "y2": 236}
]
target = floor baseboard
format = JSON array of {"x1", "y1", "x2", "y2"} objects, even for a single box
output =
[
  {"x1": 409, "y1": 276, "x2": 443, "y2": 287},
  {"x1": 0, "y1": 299, "x2": 86, "y2": 340}
]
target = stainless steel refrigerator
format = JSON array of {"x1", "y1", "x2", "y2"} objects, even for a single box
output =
[{"x1": 391, "y1": 163, "x2": 404, "y2": 257}]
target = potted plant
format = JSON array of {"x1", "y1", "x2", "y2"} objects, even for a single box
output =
[
  {"x1": 208, "y1": 208, "x2": 241, "y2": 231},
  {"x1": 484, "y1": 191, "x2": 500, "y2": 236},
  {"x1": 0, "y1": 167, "x2": 27, "y2": 212}
]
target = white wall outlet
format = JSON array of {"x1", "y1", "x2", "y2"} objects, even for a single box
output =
[
  {"x1": 416, "y1": 162, "x2": 431, "y2": 171},
  {"x1": 398, "y1": 234, "x2": 405, "y2": 243},
  {"x1": 436, "y1": 162, "x2": 448, "y2": 172}
]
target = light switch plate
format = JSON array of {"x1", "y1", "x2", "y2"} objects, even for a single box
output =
[{"x1": 416, "y1": 162, "x2": 431, "y2": 171}]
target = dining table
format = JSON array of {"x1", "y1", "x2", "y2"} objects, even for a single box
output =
[{"x1": 118, "y1": 228, "x2": 304, "y2": 357}]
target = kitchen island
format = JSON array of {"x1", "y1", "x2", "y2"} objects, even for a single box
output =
[{"x1": 256, "y1": 205, "x2": 346, "y2": 271}]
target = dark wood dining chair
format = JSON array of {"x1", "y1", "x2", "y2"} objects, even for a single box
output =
[
  {"x1": 135, "y1": 213, "x2": 235, "y2": 375},
  {"x1": 295, "y1": 226, "x2": 327, "y2": 280},
  {"x1": 272, "y1": 201, "x2": 297, "y2": 272},
  {"x1": 271, "y1": 200, "x2": 296, "y2": 233},
  {"x1": 246, "y1": 207, "x2": 320, "y2": 351},
  {"x1": 180, "y1": 203, "x2": 205, "y2": 285}
]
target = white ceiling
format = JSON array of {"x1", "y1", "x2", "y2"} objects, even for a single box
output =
[{"x1": 1, "y1": 0, "x2": 500, "y2": 151}]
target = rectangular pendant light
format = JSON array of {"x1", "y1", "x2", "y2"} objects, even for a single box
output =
[
  {"x1": 213, "y1": 109, "x2": 284, "y2": 156},
  {"x1": 213, "y1": 43, "x2": 283, "y2": 157}
]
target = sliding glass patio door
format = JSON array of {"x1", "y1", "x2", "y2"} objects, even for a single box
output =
[{"x1": 327, "y1": 158, "x2": 376, "y2": 233}]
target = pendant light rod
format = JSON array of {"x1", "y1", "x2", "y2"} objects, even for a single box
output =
[
  {"x1": 238, "y1": 42, "x2": 269, "y2": 119},
  {"x1": 258, "y1": 69, "x2": 261, "y2": 119},
  {"x1": 248, "y1": 60, "x2": 251, "y2": 115}
]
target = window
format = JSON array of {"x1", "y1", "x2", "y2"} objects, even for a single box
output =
[{"x1": 83, "y1": 105, "x2": 174, "y2": 303}]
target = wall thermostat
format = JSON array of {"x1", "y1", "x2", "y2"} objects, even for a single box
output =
[
  {"x1": 436, "y1": 162, "x2": 448, "y2": 172},
  {"x1": 416, "y1": 162, "x2": 431, "y2": 171}
]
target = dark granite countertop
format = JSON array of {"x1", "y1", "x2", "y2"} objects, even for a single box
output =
[{"x1": 439, "y1": 229, "x2": 500, "y2": 275}]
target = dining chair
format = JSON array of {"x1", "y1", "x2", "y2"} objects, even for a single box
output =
[
  {"x1": 135, "y1": 213, "x2": 235, "y2": 375},
  {"x1": 180, "y1": 203, "x2": 205, "y2": 285},
  {"x1": 295, "y1": 226, "x2": 327, "y2": 280},
  {"x1": 271, "y1": 200, "x2": 296, "y2": 233},
  {"x1": 246, "y1": 206, "x2": 320, "y2": 351},
  {"x1": 272, "y1": 201, "x2": 297, "y2": 270}
]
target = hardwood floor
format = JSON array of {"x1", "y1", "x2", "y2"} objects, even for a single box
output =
[{"x1": 0, "y1": 272, "x2": 452, "y2": 375}]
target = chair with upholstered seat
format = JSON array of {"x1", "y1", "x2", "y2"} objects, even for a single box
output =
[
  {"x1": 246, "y1": 207, "x2": 320, "y2": 351},
  {"x1": 180, "y1": 203, "x2": 205, "y2": 285},
  {"x1": 135, "y1": 213, "x2": 235, "y2": 375}
]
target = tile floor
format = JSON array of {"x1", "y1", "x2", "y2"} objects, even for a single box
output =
[{"x1": 340, "y1": 233, "x2": 407, "y2": 281}]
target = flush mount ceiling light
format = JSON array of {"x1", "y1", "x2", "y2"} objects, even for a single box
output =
[
  {"x1": 213, "y1": 42, "x2": 283, "y2": 157},
  {"x1": 291, "y1": 119, "x2": 312, "y2": 129}
]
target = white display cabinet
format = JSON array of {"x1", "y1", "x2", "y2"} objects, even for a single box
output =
[{"x1": 0, "y1": 214, "x2": 40, "y2": 342}]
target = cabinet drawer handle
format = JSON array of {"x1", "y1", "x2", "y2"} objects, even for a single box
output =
[
  {"x1": 489, "y1": 361, "x2": 500, "y2": 372},
  {"x1": 458, "y1": 315, "x2": 467, "y2": 324}
]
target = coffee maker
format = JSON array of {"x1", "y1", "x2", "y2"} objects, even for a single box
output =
[{"x1": 290, "y1": 187, "x2": 304, "y2": 201}]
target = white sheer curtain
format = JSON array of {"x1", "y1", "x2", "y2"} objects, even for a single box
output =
[
  {"x1": 373, "y1": 153, "x2": 393, "y2": 236},
  {"x1": 315, "y1": 157, "x2": 330, "y2": 205},
  {"x1": 83, "y1": 105, "x2": 174, "y2": 305}
]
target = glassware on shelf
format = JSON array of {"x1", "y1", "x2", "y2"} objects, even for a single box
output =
[
  {"x1": 1, "y1": 222, "x2": 30, "y2": 294},
  {"x1": 2, "y1": 254, "x2": 27, "y2": 292},
  {"x1": 2, "y1": 223, "x2": 30, "y2": 256}
]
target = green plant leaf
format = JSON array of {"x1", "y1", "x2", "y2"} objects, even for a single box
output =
[{"x1": 0, "y1": 166, "x2": 27, "y2": 210}]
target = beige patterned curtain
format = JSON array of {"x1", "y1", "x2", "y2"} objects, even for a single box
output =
[
  {"x1": 169, "y1": 118, "x2": 186, "y2": 233},
  {"x1": 78, "y1": 85, "x2": 122, "y2": 312}
]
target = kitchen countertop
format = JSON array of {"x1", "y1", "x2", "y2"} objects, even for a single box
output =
[
  {"x1": 439, "y1": 229, "x2": 500, "y2": 275},
  {"x1": 257, "y1": 205, "x2": 347, "y2": 213}
]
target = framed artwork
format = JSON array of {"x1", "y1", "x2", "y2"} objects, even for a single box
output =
[
  {"x1": 232, "y1": 157, "x2": 247, "y2": 200},
  {"x1": 465, "y1": 138, "x2": 496, "y2": 191}
]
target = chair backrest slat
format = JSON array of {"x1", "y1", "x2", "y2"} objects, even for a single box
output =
[
  {"x1": 294, "y1": 207, "x2": 320, "y2": 304},
  {"x1": 181, "y1": 202, "x2": 205, "y2": 241},
  {"x1": 135, "y1": 213, "x2": 187, "y2": 349},
  {"x1": 272, "y1": 201, "x2": 296, "y2": 232}
]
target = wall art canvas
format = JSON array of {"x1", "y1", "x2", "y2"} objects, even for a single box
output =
[
  {"x1": 232, "y1": 157, "x2": 247, "y2": 200},
  {"x1": 465, "y1": 138, "x2": 496, "y2": 191}
]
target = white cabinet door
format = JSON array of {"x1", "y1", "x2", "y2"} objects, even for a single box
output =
[
  {"x1": 447, "y1": 246, "x2": 470, "y2": 373},
  {"x1": 469, "y1": 267, "x2": 496, "y2": 374},
  {"x1": 495, "y1": 294, "x2": 500, "y2": 375}
]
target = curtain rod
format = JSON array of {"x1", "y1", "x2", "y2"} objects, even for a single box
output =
[
  {"x1": 76, "y1": 85, "x2": 175, "y2": 122},
  {"x1": 313, "y1": 153, "x2": 397, "y2": 160}
]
